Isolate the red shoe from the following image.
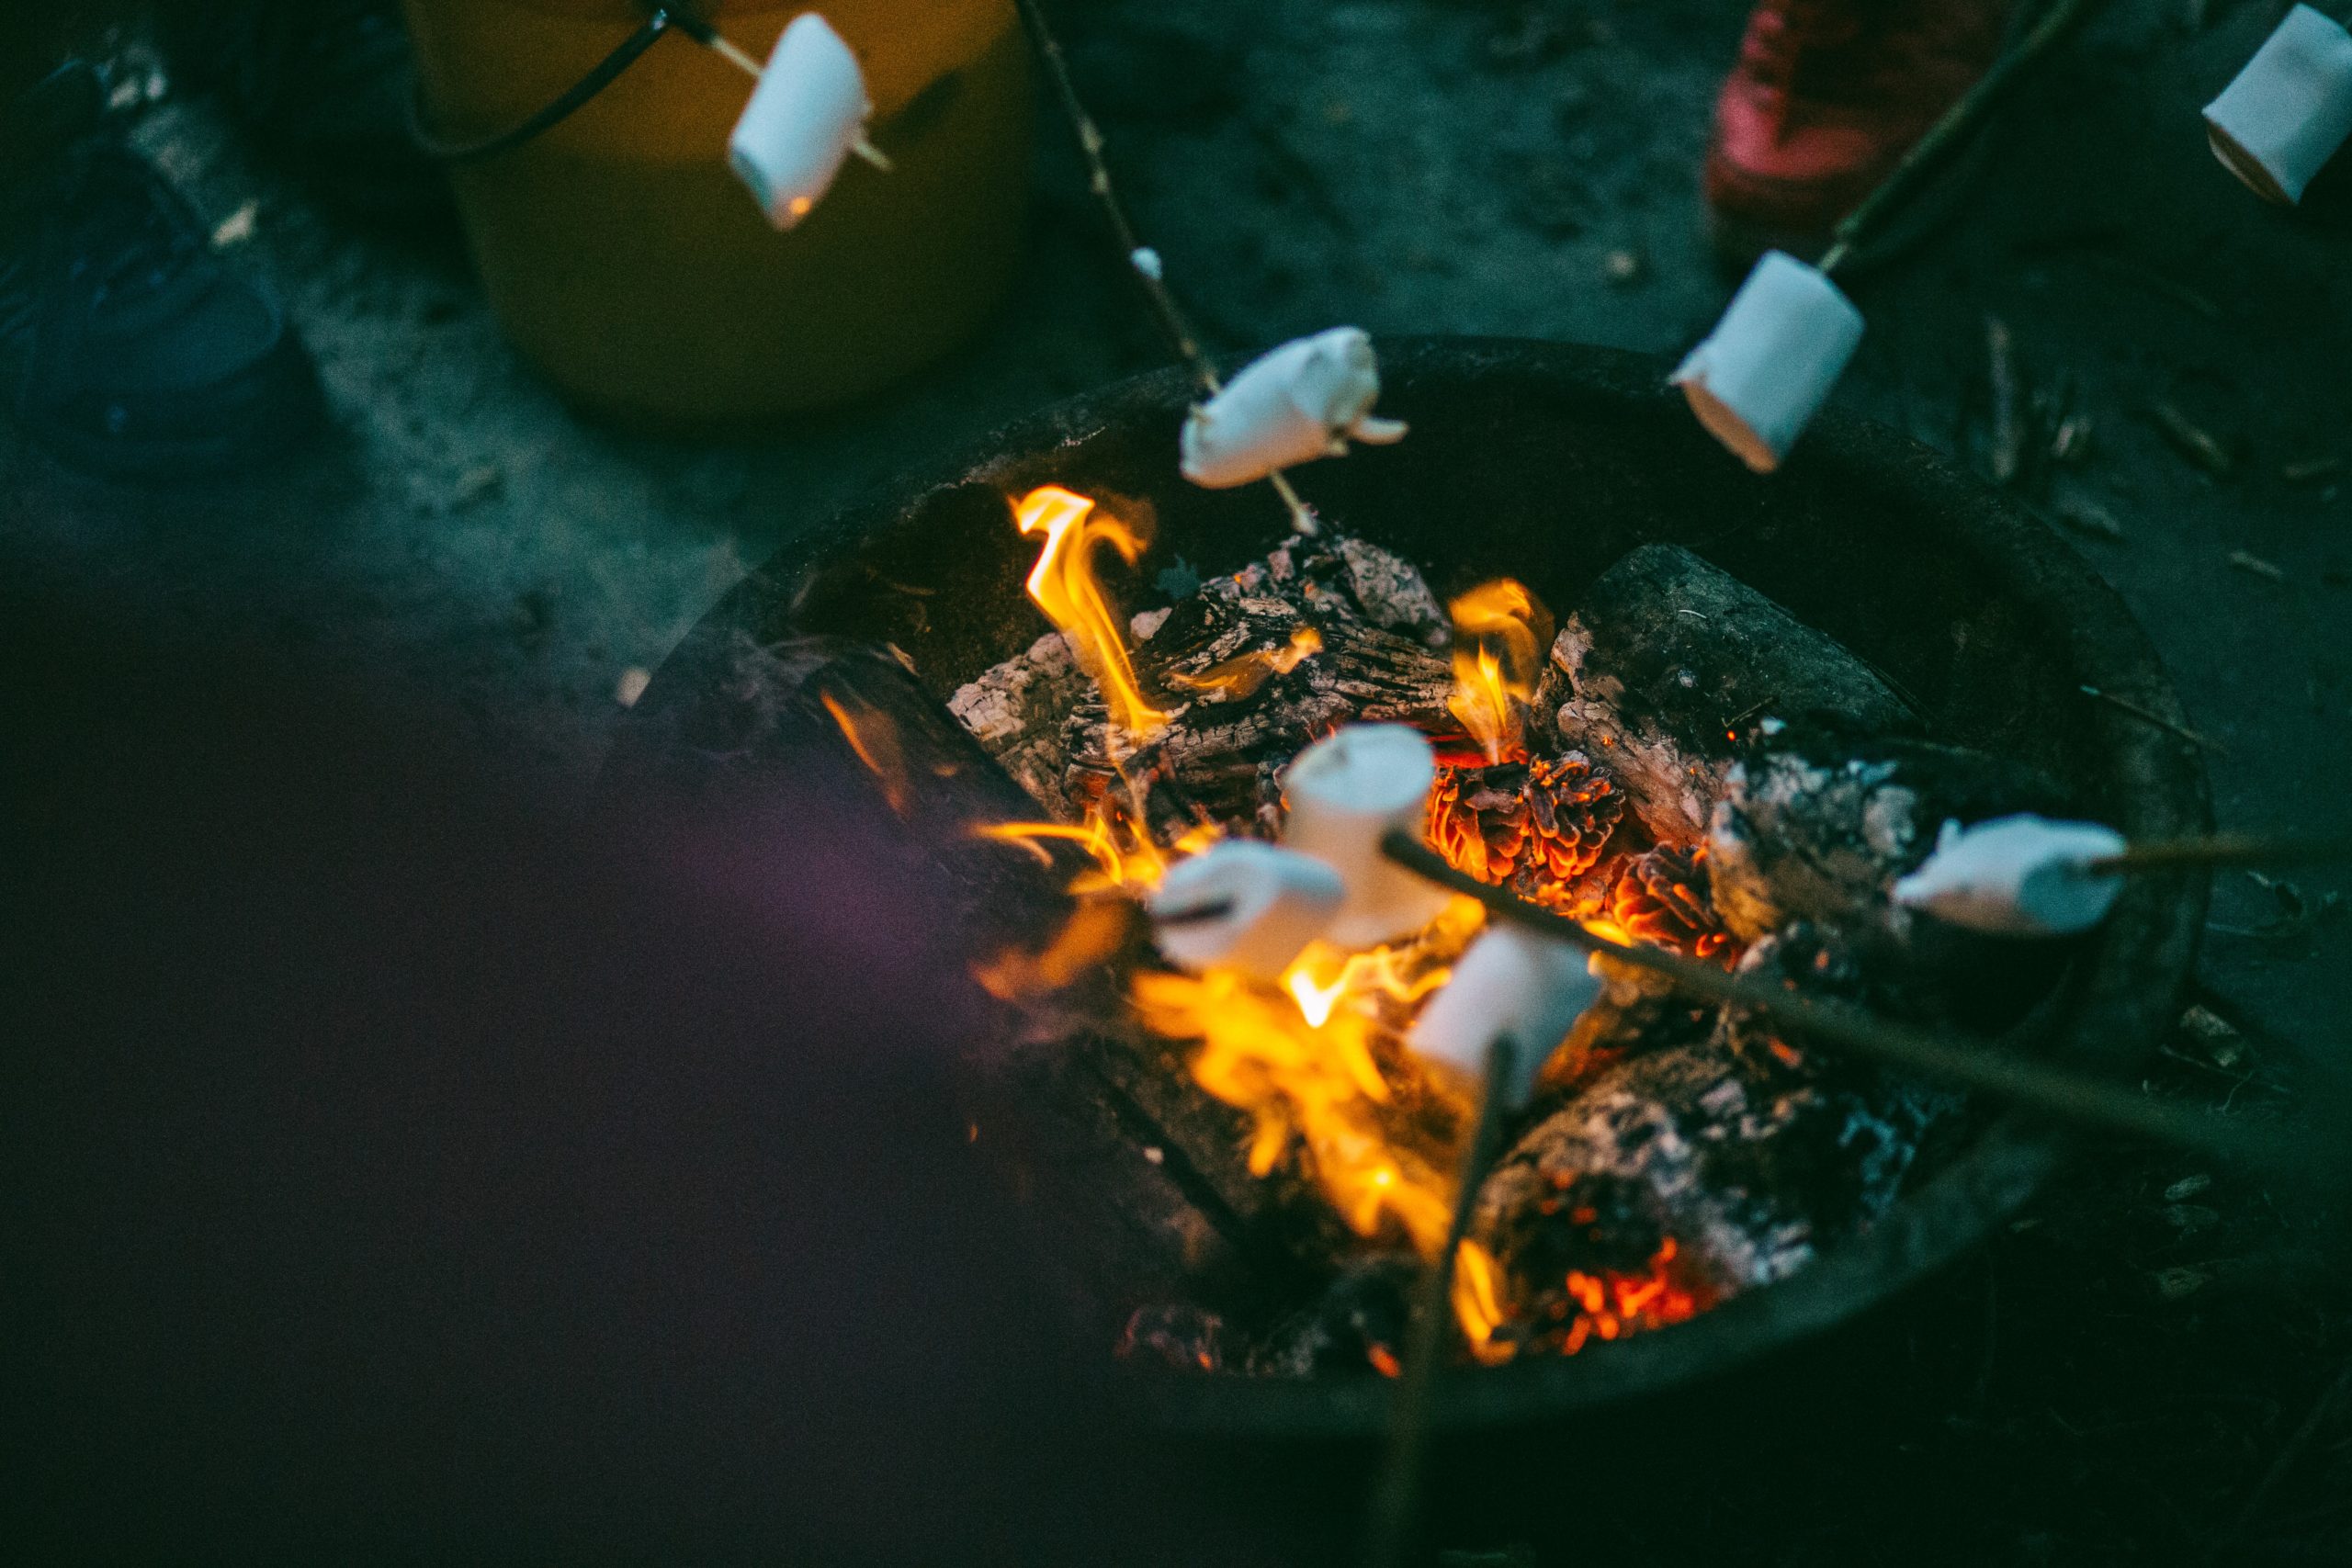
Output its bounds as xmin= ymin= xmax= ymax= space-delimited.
xmin=1704 ymin=0 xmax=2017 ymax=266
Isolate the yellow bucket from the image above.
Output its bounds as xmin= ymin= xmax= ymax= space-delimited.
xmin=402 ymin=0 xmax=1031 ymax=427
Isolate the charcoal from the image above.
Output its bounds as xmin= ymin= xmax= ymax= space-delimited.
xmin=1117 ymin=1303 xmax=1238 ymax=1375
xmin=1247 ymin=1253 xmax=1419 ymax=1378
xmin=1548 ymin=544 xmax=1919 ymax=842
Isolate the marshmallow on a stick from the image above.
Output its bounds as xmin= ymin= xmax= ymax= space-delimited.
xmin=1148 ymin=840 xmax=1345 ymax=981
xmin=1279 ymin=723 xmax=1452 ymax=948
xmin=2203 ymin=5 xmax=2352 ymax=206
xmin=1671 ymin=251 xmax=1863 ymax=474
xmin=729 ymin=15 xmax=873 ymax=231
xmin=1408 ymin=926 xmax=1600 ymax=1110
xmin=1180 ymin=327 xmax=1408 ymax=490
xmin=1891 ymin=814 xmax=2127 ymax=938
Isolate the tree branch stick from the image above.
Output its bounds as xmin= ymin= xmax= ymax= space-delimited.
xmin=1361 ymin=1035 xmax=1518 ymax=1568
xmin=1012 ymin=0 xmax=1319 ymax=535
xmin=2088 ymin=835 xmax=2352 ymax=875
xmin=1379 ymin=831 xmax=2335 ymax=1176
xmin=1819 ymin=0 xmax=2108 ymax=276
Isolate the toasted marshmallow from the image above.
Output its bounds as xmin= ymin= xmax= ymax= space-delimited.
xmin=1181 ymin=327 xmax=1408 ymax=490
xmin=1672 ymin=251 xmax=1863 ymax=474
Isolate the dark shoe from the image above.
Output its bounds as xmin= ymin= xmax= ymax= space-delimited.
xmin=157 ymin=0 xmax=450 ymax=228
xmin=0 ymin=63 xmax=323 ymax=479
xmin=1703 ymin=0 xmax=2017 ymax=267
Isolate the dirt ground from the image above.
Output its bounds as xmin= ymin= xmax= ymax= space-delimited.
xmin=4 ymin=1 xmax=2345 ymax=1562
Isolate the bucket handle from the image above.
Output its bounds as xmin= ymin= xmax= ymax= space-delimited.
xmin=409 ymin=4 xmax=728 ymax=164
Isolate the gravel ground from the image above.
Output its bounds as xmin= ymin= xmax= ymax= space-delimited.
xmin=4 ymin=1 xmax=2345 ymax=1561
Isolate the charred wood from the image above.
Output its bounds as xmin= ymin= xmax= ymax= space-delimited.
xmin=1547 ymin=544 xmax=1921 ymax=842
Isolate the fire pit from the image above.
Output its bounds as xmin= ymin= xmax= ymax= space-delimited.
xmin=607 ymin=338 xmax=2209 ymax=1438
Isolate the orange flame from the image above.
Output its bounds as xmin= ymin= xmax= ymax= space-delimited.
xmin=1445 ymin=579 xmax=1554 ymax=765
xmin=1167 ymin=625 xmax=1323 ymax=701
xmin=820 ymin=688 xmax=910 ymax=815
xmin=1452 ymin=1238 xmax=1517 ymax=1366
xmin=1013 ymin=485 xmax=1168 ymax=742
xmin=1133 ymin=898 xmax=1485 ymax=1258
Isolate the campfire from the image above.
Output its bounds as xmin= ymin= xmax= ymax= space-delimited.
xmin=911 ymin=476 xmax=2092 ymax=1380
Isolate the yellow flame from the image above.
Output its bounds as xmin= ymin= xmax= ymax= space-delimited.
xmin=1452 ymin=1238 xmax=1518 ymax=1366
xmin=820 ymin=688 xmax=910 ymax=815
xmin=1166 ymin=625 xmax=1324 ymax=701
xmin=1013 ymin=485 xmax=1168 ymax=741
xmin=1135 ymin=965 xmax=1457 ymax=1253
xmin=976 ymin=802 xmax=1216 ymax=896
xmin=1445 ymin=579 xmax=1554 ymax=764
xmin=1132 ymin=897 xmax=1485 ymax=1258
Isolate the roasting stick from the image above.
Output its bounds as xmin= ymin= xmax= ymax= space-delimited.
xmin=1815 ymin=0 xmax=2107 ymax=276
xmin=2087 ymin=834 xmax=2352 ymax=875
xmin=1011 ymin=0 xmax=1321 ymax=536
xmin=1361 ymin=1036 xmax=1521 ymax=1568
xmin=1377 ymin=832 xmax=2335 ymax=1175
xmin=684 ymin=13 xmax=894 ymax=169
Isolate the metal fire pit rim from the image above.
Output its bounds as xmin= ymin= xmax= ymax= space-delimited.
xmin=650 ymin=336 xmax=2211 ymax=1438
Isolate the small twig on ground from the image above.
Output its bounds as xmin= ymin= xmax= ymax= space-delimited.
xmin=1361 ymin=1035 xmax=1520 ymax=1568
xmin=1012 ymin=0 xmax=1319 ymax=536
xmin=2078 ymin=684 xmax=2228 ymax=754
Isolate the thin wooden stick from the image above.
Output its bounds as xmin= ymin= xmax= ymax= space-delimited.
xmin=2088 ymin=835 xmax=2352 ymax=875
xmin=1148 ymin=897 xmax=1237 ymax=927
xmin=1818 ymin=0 xmax=2107 ymax=276
xmin=2078 ymin=683 xmax=2228 ymax=754
xmin=1379 ymin=831 xmax=2335 ymax=1175
xmin=1361 ymin=1035 xmax=1518 ymax=1568
xmin=1012 ymin=0 xmax=1320 ymax=536
xmin=693 ymin=22 xmax=893 ymax=168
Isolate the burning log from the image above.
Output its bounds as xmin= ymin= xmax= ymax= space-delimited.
xmin=1703 ymin=726 xmax=2073 ymax=942
xmin=1548 ymin=544 xmax=1919 ymax=844
xmin=1466 ymin=923 xmax=1958 ymax=1362
xmin=953 ymin=533 xmax=1457 ymax=828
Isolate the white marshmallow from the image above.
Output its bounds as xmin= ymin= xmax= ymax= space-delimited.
xmin=1408 ymin=926 xmax=1600 ymax=1110
xmin=1180 ymin=327 xmax=1408 ymax=490
xmin=1279 ymin=724 xmax=1452 ymax=948
xmin=1148 ymin=840 xmax=1345 ymax=981
xmin=729 ymin=15 xmax=872 ymax=231
xmin=1891 ymin=814 xmax=2128 ymax=938
xmin=1671 ymin=251 xmax=1864 ymax=474
xmin=2203 ymin=5 xmax=2352 ymax=205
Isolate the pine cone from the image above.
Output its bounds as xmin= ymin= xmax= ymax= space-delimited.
xmin=1514 ymin=753 xmax=1624 ymax=884
xmin=1426 ymin=761 xmax=1533 ymax=884
xmin=1608 ymin=844 xmax=1734 ymax=963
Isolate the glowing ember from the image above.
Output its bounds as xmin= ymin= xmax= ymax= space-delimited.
xmin=1012 ymin=485 xmax=1168 ymax=742
xmin=1455 ymin=1235 xmax=1705 ymax=1360
xmin=1445 ymin=579 xmax=1554 ymax=765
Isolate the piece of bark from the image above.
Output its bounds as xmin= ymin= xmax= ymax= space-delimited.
xmin=1548 ymin=544 xmax=1920 ymax=842
xmin=948 ymin=630 xmax=1094 ymax=821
